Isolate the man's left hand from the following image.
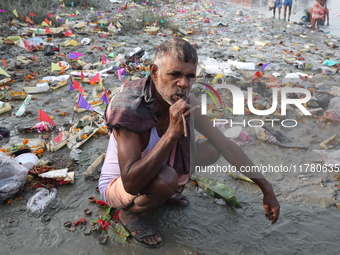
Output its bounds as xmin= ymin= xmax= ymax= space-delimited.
xmin=263 ymin=191 xmax=280 ymax=224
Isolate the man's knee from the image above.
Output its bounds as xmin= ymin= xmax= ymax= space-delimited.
xmin=196 ymin=139 xmax=220 ymax=165
xmin=150 ymin=165 xmax=178 ymax=198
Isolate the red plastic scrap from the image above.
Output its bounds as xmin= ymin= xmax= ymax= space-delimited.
xmin=253 ymin=71 xmax=263 ymax=79
xmin=112 ymin=210 xmax=120 ymax=222
xmin=98 ymin=219 xmax=111 ymax=230
xmin=96 ymin=200 xmax=108 ymax=208
xmin=74 ymin=218 xmax=87 ymax=226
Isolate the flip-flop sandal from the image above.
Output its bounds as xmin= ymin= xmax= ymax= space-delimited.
xmin=122 ymin=216 xmax=162 ymax=248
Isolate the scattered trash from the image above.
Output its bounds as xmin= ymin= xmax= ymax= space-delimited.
xmin=0 ymin=126 xmax=10 ymax=144
xmin=26 ymin=187 xmax=58 ymax=217
xmin=224 ymin=126 xmax=243 ymax=139
xmin=228 ymin=59 xmax=255 ymax=70
xmin=313 ymin=149 xmax=340 ymax=165
xmin=190 ymin=174 xmax=241 ymax=208
xmin=323 ymin=109 xmax=340 ymax=123
xmin=0 ymin=152 xmax=29 ymax=203
xmin=14 ymin=153 xmax=39 ymax=170
xmin=0 ymin=0 xmax=339 ymax=252
xmin=254 ymin=127 xmax=307 ymax=149
xmin=320 ymin=134 xmax=340 ymax=150
xmin=0 ymin=101 xmax=12 ymax=114
xmin=84 ymin=153 xmax=106 ymax=180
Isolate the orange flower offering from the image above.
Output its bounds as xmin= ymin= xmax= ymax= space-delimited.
xmin=90 ymin=101 xmax=100 ymax=105
xmin=36 ymin=148 xmax=44 ymax=154
xmin=23 ymin=139 xmax=29 ymax=144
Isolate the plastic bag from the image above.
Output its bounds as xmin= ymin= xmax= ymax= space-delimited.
xmin=26 ymin=187 xmax=58 ymax=217
xmin=0 ymin=126 xmax=10 ymax=139
xmin=329 ymin=97 xmax=340 ymax=111
xmin=70 ymin=148 xmax=83 ymax=160
xmin=204 ymin=58 xmax=220 ymax=74
xmin=0 ymin=152 xmax=29 ymax=202
xmin=313 ymin=149 xmax=340 ymax=165
xmin=268 ymin=0 xmax=275 ymax=11
xmin=44 ymin=45 xmax=55 ymax=56
xmin=320 ymin=66 xmax=335 ymax=75
xmin=27 ymin=37 xmax=47 ymax=47
xmin=0 ymin=127 xmax=10 ymax=145
xmin=323 ymin=109 xmax=340 ymax=123
xmin=228 ymin=59 xmax=255 ymax=70
xmin=292 ymin=3 xmax=297 ymax=15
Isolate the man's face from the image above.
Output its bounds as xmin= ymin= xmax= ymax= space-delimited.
xmin=152 ymin=55 xmax=197 ymax=105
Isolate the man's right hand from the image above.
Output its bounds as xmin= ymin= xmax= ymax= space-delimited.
xmin=168 ymin=99 xmax=199 ymax=139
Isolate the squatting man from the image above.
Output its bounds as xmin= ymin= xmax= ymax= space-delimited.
xmin=99 ymin=38 xmax=280 ymax=248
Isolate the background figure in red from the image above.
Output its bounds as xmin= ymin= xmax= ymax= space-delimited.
xmin=311 ymin=0 xmax=328 ymax=30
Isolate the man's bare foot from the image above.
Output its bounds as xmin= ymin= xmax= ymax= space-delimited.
xmin=167 ymin=194 xmax=190 ymax=207
xmin=119 ymin=210 xmax=162 ymax=248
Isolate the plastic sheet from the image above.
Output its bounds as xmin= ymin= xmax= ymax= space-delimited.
xmin=26 ymin=37 xmax=47 ymax=46
xmin=0 ymin=152 xmax=29 ymax=202
xmin=204 ymin=59 xmax=219 ymax=74
xmin=312 ymin=149 xmax=340 ymax=165
xmin=227 ymin=59 xmax=255 ymax=70
xmin=323 ymin=109 xmax=340 ymax=123
xmin=329 ymin=97 xmax=340 ymax=111
xmin=26 ymin=187 xmax=58 ymax=217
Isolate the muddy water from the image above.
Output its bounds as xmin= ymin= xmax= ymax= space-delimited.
xmin=1 ymin=173 xmax=340 ymax=255
xmin=228 ymin=0 xmax=340 ymax=38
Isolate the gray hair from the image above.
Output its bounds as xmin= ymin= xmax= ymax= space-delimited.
xmin=153 ymin=38 xmax=198 ymax=69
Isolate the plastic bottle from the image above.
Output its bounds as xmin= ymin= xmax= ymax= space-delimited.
xmin=15 ymin=95 xmax=32 ymax=117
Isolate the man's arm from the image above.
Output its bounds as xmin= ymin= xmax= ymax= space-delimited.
xmin=115 ymin=99 xmax=190 ymax=195
xmin=191 ymin=97 xmax=280 ymax=223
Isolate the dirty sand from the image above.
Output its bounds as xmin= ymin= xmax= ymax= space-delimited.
xmin=1 ymin=0 xmax=340 ymax=254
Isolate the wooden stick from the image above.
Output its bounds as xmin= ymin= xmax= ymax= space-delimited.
xmin=182 ymin=113 xmax=187 ymax=137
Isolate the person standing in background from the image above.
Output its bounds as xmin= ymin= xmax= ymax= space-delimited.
xmin=311 ymin=0 xmax=328 ymax=30
xmin=283 ymin=0 xmax=297 ymax=21
xmin=273 ymin=0 xmax=283 ymax=19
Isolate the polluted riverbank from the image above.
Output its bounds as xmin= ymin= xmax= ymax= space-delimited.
xmin=1 ymin=0 xmax=340 ymax=254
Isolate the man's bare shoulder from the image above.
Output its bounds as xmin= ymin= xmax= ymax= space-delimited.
xmin=113 ymin=128 xmax=149 ymax=154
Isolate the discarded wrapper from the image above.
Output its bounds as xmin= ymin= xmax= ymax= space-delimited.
xmin=39 ymin=168 xmax=75 ymax=184
xmin=84 ymin=153 xmax=106 ymax=180
xmin=297 ymin=108 xmax=323 ymax=117
xmin=320 ymin=134 xmax=340 ymax=150
xmin=0 ymin=101 xmax=12 ymax=114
